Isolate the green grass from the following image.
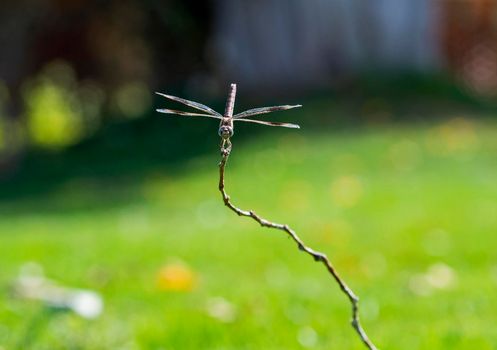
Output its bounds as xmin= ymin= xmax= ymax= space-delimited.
xmin=1 ymin=117 xmax=497 ymax=349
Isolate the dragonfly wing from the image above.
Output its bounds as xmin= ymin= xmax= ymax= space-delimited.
xmin=156 ymin=108 xmax=222 ymax=119
xmin=234 ymin=105 xmax=302 ymax=119
xmin=156 ymin=92 xmax=222 ymax=117
xmin=235 ymin=118 xmax=300 ymax=129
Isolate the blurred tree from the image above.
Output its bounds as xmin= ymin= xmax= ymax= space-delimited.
xmin=442 ymin=0 xmax=497 ymax=96
xmin=209 ymin=0 xmax=441 ymax=92
xmin=0 ymin=0 xmax=213 ymax=171
xmin=2 ymin=0 xmax=497 ymax=177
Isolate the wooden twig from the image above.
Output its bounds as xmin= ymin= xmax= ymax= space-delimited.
xmin=218 ymin=146 xmax=378 ymax=350
xmin=156 ymin=82 xmax=378 ymax=349
xmin=219 ymin=84 xmax=377 ymax=350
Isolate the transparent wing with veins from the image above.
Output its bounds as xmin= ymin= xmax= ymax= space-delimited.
xmin=234 ymin=105 xmax=301 ymax=119
xmin=156 ymin=108 xmax=222 ymax=119
xmin=156 ymin=91 xmax=301 ymax=129
xmin=156 ymin=92 xmax=222 ymax=118
xmin=235 ymin=118 xmax=300 ymax=129
xmin=233 ymin=104 xmax=301 ymax=128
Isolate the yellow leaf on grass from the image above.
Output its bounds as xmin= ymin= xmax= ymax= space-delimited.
xmin=157 ymin=262 xmax=197 ymax=292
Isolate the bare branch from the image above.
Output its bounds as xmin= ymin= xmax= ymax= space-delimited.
xmin=218 ymin=146 xmax=378 ymax=350
xmin=155 ymin=82 xmax=377 ymax=349
xmin=156 ymin=92 xmax=222 ymax=117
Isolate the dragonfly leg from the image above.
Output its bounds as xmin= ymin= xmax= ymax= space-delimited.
xmin=220 ymin=138 xmax=232 ymax=156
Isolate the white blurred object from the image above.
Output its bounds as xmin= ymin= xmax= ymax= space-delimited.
xmin=206 ymin=297 xmax=236 ymax=323
xmin=67 ymin=291 xmax=103 ymax=319
xmin=408 ymin=262 xmax=458 ymax=296
xmin=12 ymin=262 xmax=103 ymax=319
xmin=297 ymin=326 xmax=318 ymax=348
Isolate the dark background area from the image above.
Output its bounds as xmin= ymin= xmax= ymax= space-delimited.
xmin=1 ymin=0 xmax=497 ymax=189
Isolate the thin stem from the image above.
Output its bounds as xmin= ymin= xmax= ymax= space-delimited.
xmin=218 ymin=146 xmax=378 ymax=350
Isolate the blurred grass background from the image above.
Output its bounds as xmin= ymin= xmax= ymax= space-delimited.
xmin=2 ymin=1 xmax=497 ymax=349
xmin=1 ymin=99 xmax=497 ymax=349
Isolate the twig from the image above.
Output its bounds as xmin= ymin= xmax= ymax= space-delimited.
xmin=155 ymin=82 xmax=378 ymax=349
xmin=218 ymin=146 xmax=378 ymax=350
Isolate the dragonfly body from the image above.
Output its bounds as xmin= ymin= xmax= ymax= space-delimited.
xmin=156 ymin=83 xmax=301 ymax=151
xmin=218 ymin=83 xmax=237 ymax=140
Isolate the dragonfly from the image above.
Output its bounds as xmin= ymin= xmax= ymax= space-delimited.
xmin=156 ymin=83 xmax=301 ymax=151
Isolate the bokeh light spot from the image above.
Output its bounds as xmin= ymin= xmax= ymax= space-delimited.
xmin=113 ymin=81 xmax=151 ymax=119
xmin=388 ymin=139 xmax=422 ymax=172
xmin=22 ymin=61 xmax=97 ymax=149
xmin=279 ymin=180 xmax=311 ymax=213
xmin=361 ymin=297 xmax=380 ymax=322
xmin=297 ymin=326 xmax=318 ymax=348
xmin=361 ymin=252 xmax=388 ymax=279
xmin=330 ymin=175 xmax=364 ymax=208
xmin=206 ymin=297 xmax=237 ymax=323
xmin=425 ymin=263 xmax=457 ymax=290
xmin=425 ymin=118 xmax=479 ymax=157
xmin=25 ymin=81 xmax=84 ymax=148
xmin=157 ymin=261 xmax=197 ymax=292
xmin=409 ymin=262 xmax=458 ymax=296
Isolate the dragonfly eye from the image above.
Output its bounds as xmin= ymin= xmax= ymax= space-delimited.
xmin=218 ymin=126 xmax=233 ymax=139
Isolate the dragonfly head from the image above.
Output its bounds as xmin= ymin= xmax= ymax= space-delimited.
xmin=218 ymin=125 xmax=233 ymax=139
xmin=218 ymin=118 xmax=234 ymax=139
